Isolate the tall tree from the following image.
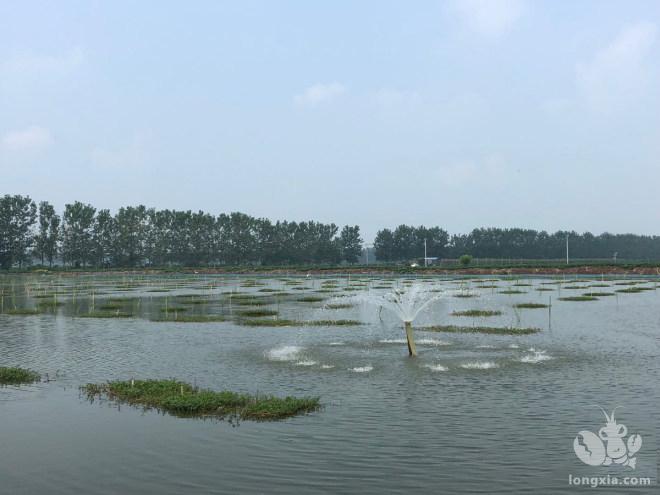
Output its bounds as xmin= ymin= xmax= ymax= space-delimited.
xmin=34 ymin=201 xmax=60 ymax=267
xmin=0 ymin=195 xmax=37 ymax=269
xmin=340 ymin=225 xmax=362 ymax=263
xmin=61 ymin=202 xmax=96 ymax=267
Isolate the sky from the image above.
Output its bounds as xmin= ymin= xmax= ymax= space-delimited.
xmin=1 ymin=0 xmax=659 ymax=242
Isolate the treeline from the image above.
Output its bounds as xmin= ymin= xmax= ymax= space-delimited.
xmin=2 ymin=194 xmax=659 ymax=269
xmin=0 ymin=195 xmax=362 ymax=268
xmin=374 ymin=226 xmax=660 ymax=261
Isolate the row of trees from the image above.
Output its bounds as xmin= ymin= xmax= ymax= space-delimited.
xmin=2 ymin=194 xmax=659 ymax=269
xmin=374 ymin=226 xmax=660 ymax=261
xmin=0 ymin=195 xmax=363 ymax=268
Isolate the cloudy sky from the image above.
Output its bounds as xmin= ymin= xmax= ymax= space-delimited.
xmin=1 ymin=1 xmax=659 ymax=241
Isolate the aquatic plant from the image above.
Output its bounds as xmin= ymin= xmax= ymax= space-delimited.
xmin=77 ymin=311 xmax=134 ymax=318
xmin=513 ymin=303 xmax=549 ymax=309
xmin=237 ymin=309 xmax=278 ymax=317
xmin=420 ymin=325 xmax=540 ymax=335
xmin=4 ymin=308 xmax=41 ymax=315
xmin=152 ymin=315 xmax=226 ymax=322
xmin=0 ymin=366 xmax=40 ymax=385
xmin=558 ymin=296 xmax=598 ymax=302
xmin=82 ymin=380 xmax=320 ymax=421
xmin=499 ymin=290 xmax=525 ymax=295
xmin=238 ymin=318 xmax=360 ymax=327
xmin=451 ymin=309 xmax=502 ymax=317
xmin=325 ymin=303 xmax=354 ymax=309
xmin=297 ymin=296 xmax=325 ymax=303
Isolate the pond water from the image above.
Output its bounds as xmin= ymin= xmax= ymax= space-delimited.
xmin=1 ymin=274 xmax=658 ymax=494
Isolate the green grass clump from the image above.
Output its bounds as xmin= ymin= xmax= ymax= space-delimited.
xmin=420 ymin=325 xmax=539 ymax=335
xmin=535 ymin=288 xmax=555 ymax=292
xmin=82 ymin=379 xmax=319 ymax=421
xmin=513 ymin=303 xmax=549 ymax=309
xmin=99 ymin=303 xmax=124 ymax=310
xmin=78 ymin=311 xmax=134 ymax=318
xmin=584 ymin=292 xmax=615 ymax=297
xmin=297 ymin=296 xmax=325 ymax=303
xmin=451 ymin=309 xmax=502 ymax=317
xmin=475 ymin=285 xmax=498 ymax=289
xmin=0 ymin=366 xmax=40 ymax=385
xmin=325 ymin=303 xmax=354 ymax=309
xmin=237 ymin=309 xmax=278 ymax=317
xmin=558 ymin=296 xmax=598 ymax=302
xmin=4 ymin=308 xmax=41 ymax=315
xmin=239 ymin=318 xmax=360 ymax=327
xmin=454 ymin=293 xmax=478 ymax=298
xmin=615 ymin=287 xmax=653 ymax=293
xmin=152 ymin=314 xmax=226 ymax=322
xmin=160 ymin=307 xmax=189 ymax=313
xmin=37 ymin=300 xmax=64 ymax=308
xmin=499 ymin=290 xmax=525 ymax=295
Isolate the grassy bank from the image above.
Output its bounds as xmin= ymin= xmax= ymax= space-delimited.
xmin=0 ymin=366 xmax=40 ymax=385
xmin=82 ymin=379 xmax=320 ymax=421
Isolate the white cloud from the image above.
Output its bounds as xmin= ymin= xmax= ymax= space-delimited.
xmin=576 ymin=22 xmax=657 ymax=111
xmin=451 ymin=0 xmax=525 ymax=37
xmin=1 ymin=126 xmax=53 ymax=152
xmin=294 ymin=83 xmax=346 ymax=107
xmin=1 ymin=47 xmax=84 ymax=75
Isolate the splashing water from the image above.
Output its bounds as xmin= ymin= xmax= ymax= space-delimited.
xmin=352 ymin=283 xmax=448 ymax=323
xmin=346 ymin=282 xmax=449 ymax=357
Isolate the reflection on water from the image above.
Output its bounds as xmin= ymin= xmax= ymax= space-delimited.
xmin=0 ymin=274 xmax=658 ymax=494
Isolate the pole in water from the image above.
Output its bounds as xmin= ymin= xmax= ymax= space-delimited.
xmin=404 ymin=321 xmax=417 ymax=357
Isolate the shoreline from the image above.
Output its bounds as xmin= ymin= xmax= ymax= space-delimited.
xmin=5 ymin=264 xmax=660 ymax=277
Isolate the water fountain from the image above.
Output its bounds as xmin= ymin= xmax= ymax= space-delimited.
xmin=353 ymin=283 xmax=447 ymax=357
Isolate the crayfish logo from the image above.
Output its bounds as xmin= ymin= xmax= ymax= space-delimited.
xmin=573 ymin=407 xmax=643 ymax=469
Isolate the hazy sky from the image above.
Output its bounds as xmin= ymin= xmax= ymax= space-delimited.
xmin=1 ymin=1 xmax=659 ymax=241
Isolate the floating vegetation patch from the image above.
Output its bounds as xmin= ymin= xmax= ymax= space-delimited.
xmin=451 ymin=309 xmax=502 ymax=317
xmin=535 ymin=288 xmax=554 ymax=292
xmin=99 ymin=303 xmax=124 ymax=311
xmin=108 ymin=297 xmax=138 ymax=303
xmin=453 ymin=293 xmax=478 ymax=298
xmin=234 ymin=300 xmax=271 ymax=306
xmin=499 ymin=290 xmax=525 ymax=295
xmin=153 ymin=315 xmax=226 ymax=323
xmin=511 ymin=283 xmax=532 ymax=287
xmin=513 ymin=303 xmax=549 ymax=309
xmin=297 ymin=296 xmax=325 ymax=303
xmin=558 ymin=296 xmax=598 ymax=302
xmin=475 ymin=285 xmax=498 ymax=289
xmin=77 ymin=311 xmax=134 ymax=318
xmin=146 ymin=289 xmax=171 ymax=293
xmin=239 ymin=318 xmax=361 ymax=327
xmin=0 ymin=366 xmax=40 ymax=385
xmin=160 ymin=307 xmax=189 ymax=313
xmin=257 ymin=288 xmax=278 ymax=292
xmin=584 ymin=292 xmax=615 ymax=297
xmin=37 ymin=300 xmax=64 ymax=308
xmin=420 ymin=325 xmax=540 ymax=335
xmin=82 ymin=380 xmax=320 ymax=421
xmin=615 ymin=287 xmax=653 ymax=294
xmin=589 ymin=284 xmax=610 ymax=288
xmin=325 ymin=303 xmax=354 ymax=309
xmin=237 ymin=309 xmax=278 ymax=317
xmin=3 ymin=308 xmax=41 ymax=315
xmin=563 ymin=285 xmax=589 ymax=290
